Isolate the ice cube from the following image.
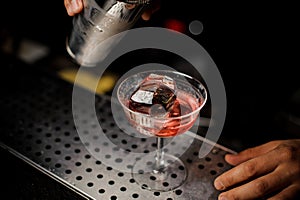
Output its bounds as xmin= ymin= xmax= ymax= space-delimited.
xmin=129 ymin=73 xmax=177 ymax=117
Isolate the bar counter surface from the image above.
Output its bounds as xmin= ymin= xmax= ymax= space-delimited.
xmin=0 ymin=52 xmax=235 ymax=199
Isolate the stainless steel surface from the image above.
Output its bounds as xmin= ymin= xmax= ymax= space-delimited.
xmin=0 ymin=74 xmax=233 ymax=200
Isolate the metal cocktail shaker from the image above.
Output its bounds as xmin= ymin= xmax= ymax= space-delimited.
xmin=66 ymin=0 xmax=151 ymax=66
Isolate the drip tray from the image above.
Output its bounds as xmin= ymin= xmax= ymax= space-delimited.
xmin=0 ymin=69 xmax=234 ymax=200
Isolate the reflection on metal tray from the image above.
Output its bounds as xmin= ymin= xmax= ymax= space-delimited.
xmin=0 ymin=70 xmax=233 ymax=200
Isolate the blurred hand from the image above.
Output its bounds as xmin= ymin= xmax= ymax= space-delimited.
xmin=214 ymin=139 xmax=300 ymax=200
xmin=64 ymin=0 xmax=160 ymax=20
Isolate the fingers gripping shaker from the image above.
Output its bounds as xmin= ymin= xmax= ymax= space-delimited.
xmin=66 ymin=0 xmax=152 ymax=66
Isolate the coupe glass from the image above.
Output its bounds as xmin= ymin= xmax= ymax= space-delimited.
xmin=117 ymin=70 xmax=207 ymax=192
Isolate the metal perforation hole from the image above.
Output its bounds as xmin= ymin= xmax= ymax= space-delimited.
xmin=95 ymin=160 xmax=102 ymax=165
xmin=74 ymin=148 xmax=81 ymax=154
xmin=65 ymin=156 xmax=71 ymax=160
xmin=55 ymin=163 xmax=61 ymax=168
xmin=120 ymin=186 xmax=127 ymax=191
xmin=171 ymin=173 xmax=177 ymax=179
xmin=129 ymin=178 xmax=135 ymax=183
xmin=76 ymin=176 xmax=83 ymax=181
xmin=93 ymin=135 xmax=99 ymax=140
xmin=86 ymin=168 xmax=92 ymax=173
xmin=55 ymin=150 xmax=61 ymax=155
xmin=112 ymin=147 xmax=120 ymax=151
xmin=106 ymin=166 xmax=113 ymax=171
xmin=64 ymin=131 xmax=70 ymax=136
xmin=103 ymin=142 xmax=109 ymax=146
xmin=115 ymin=158 xmax=123 ymax=163
xmin=110 ymin=195 xmax=117 ymax=200
xmin=98 ymin=189 xmax=105 ymax=194
xmin=154 ymin=191 xmax=160 ymax=196
xmin=117 ymin=172 xmax=124 ymax=177
xmin=97 ymin=174 xmax=104 ymax=179
xmin=87 ymin=182 xmax=94 ymax=187
xmin=45 ymin=133 xmax=52 ymax=137
xmin=217 ymin=162 xmax=224 ymax=168
xmin=205 ymin=157 xmax=212 ymax=162
xmin=132 ymin=193 xmax=139 ymax=198
xmin=36 ymin=128 xmax=42 ymax=133
xmin=198 ymin=164 xmax=205 ymax=169
xmin=109 ymin=122 xmax=115 ymax=127
xmin=210 ymin=170 xmax=217 ymax=175
xmin=108 ymin=180 xmax=115 ymax=185
xmin=74 ymin=136 xmax=80 ymax=142
xmin=162 ymin=182 xmax=169 ymax=187
xmin=35 ymin=151 xmax=42 ymax=157
xmin=35 ymin=139 xmax=42 ymax=144
xmin=175 ymin=189 xmax=183 ymax=195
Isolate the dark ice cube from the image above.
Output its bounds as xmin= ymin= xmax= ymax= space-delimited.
xmin=129 ymin=73 xmax=177 ymax=117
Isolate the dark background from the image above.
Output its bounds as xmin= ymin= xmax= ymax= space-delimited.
xmin=0 ymin=0 xmax=299 ymax=199
xmin=2 ymin=0 xmax=298 ymax=146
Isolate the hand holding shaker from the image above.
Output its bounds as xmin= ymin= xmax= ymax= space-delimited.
xmin=66 ymin=0 xmax=152 ymax=66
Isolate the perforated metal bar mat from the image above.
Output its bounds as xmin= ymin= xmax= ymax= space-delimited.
xmin=0 ymin=69 xmax=233 ymax=200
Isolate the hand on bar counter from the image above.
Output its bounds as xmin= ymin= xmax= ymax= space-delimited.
xmin=64 ymin=0 xmax=160 ymax=20
xmin=214 ymin=139 xmax=300 ymax=200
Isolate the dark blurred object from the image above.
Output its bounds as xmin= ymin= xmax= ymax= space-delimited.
xmin=0 ymin=1 xmax=71 ymax=54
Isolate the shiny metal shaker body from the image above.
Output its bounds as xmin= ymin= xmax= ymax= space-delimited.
xmin=66 ymin=0 xmax=151 ymax=66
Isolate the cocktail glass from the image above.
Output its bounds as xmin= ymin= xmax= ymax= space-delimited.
xmin=117 ymin=70 xmax=207 ymax=192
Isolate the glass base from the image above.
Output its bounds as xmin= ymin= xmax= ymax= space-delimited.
xmin=131 ymin=153 xmax=187 ymax=192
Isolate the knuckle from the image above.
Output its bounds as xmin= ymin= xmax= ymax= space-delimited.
xmin=243 ymin=162 xmax=257 ymax=178
xmin=278 ymin=144 xmax=296 ymax=161
xmin=254 ymin=180 xmax=269 ymax=195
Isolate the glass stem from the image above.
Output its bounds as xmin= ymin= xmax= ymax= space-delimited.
xmin=155 ymin=137 xmax=165 ymax=170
